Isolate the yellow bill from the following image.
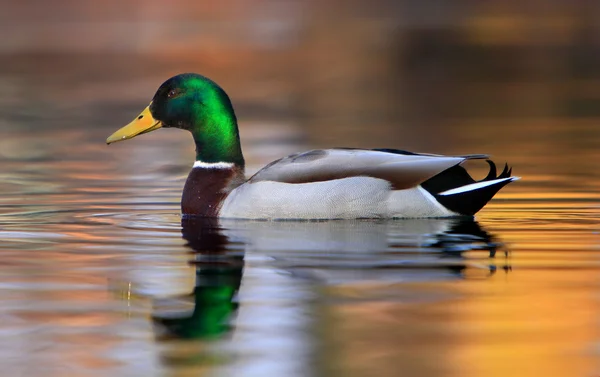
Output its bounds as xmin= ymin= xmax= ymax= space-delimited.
xmin=106 ymin=104 xmax=162 ymax=144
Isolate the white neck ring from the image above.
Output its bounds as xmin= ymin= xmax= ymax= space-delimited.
xmin=193 ymin=161 xmax=235 ymax=169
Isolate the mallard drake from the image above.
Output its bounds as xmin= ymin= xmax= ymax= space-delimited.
xmin=107 ymin=73 xmax=519 ymax=219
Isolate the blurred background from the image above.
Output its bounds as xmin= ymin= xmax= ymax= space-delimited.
xmin=3 ymin=0 xmax=600 ymax=150
xmin=2 ymin=2 xmax=600 ymax=377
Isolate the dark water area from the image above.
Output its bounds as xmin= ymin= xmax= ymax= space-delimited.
xmin=1 ymin=42 xmax=600 ymax=377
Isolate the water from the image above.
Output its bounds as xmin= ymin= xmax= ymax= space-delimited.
xmin=2 ymin=71 xmax=600 ymax=376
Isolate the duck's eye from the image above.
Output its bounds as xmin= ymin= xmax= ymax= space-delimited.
xmin=167 ymin=89 xmax=178 ymax=98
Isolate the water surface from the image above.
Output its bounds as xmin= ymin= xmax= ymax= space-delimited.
xmin=1 ymin=76 xmax=600 ymax=377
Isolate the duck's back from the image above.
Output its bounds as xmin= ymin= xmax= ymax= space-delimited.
xmin=218 ymin=148 xmax=517 ymax=219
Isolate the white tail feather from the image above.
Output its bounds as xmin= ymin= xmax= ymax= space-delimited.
xmin=438 ymin=177 xmax=520 ymax=196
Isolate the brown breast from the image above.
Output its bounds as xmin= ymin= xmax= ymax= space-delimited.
xmin=181 ymin=166 xmax=244 ymax=217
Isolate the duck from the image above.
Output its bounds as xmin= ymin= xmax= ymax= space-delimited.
xmin=107 ymin=73 xmax=519 ymax=219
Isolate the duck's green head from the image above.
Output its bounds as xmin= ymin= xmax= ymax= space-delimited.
xmin=107 ymin=73 xmax=244 ymax=166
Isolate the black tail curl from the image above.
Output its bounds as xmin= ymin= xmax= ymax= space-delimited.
xmin=421 ymin=160 xmax=516 ymax=216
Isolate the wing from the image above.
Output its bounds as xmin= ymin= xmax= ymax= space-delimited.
xmin=248 ymin=148 xmax=488 ymax=190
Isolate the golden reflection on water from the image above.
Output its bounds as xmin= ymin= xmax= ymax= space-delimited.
xmin=323 ymin=269 xmax=598 ymax=377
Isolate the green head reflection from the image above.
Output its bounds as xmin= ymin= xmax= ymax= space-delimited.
xmin=152 ymin=217 xmax=243 ymax=340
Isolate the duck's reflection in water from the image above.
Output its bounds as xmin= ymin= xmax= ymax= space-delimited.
xmin=152 ymin=217 xmax=243 ymax=340
xmin=425 ymin=218 xmax=509 ymax=278
xmin=220 ymin=217 xmax=509 ymax=281
xmin=150 ymin=217 xmax=508 ymax=341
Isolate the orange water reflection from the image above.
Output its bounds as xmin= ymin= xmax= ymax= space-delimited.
xmin=322 ymin=262 xmax=599 ymax=377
